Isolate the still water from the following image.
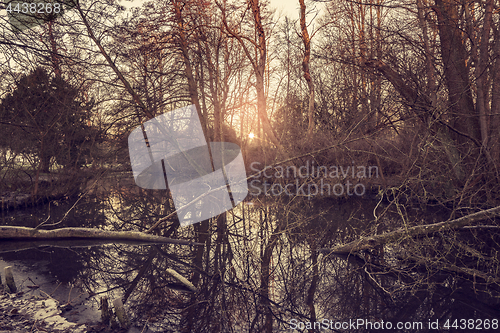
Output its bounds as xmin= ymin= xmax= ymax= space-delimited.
xmin=0 ymin=177 xmax=499 ymax=332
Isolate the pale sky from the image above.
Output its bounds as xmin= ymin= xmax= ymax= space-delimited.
xmin=120 ymin=0 xmax=323 ymax=21
xmin=271 ymin=0 xmax=326 ymax=21
xmin=270 ymin=0 xmax=301 ymax=19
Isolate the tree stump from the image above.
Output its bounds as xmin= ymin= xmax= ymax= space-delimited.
xmin=113 ymin=298 xmax=129 ymax=328
xmin=4 ymin=266 xmax=17 ymax=293
xmin=100 ymin=297 xmax=112 ymax=325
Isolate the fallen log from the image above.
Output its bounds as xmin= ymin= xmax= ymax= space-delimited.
xmin=0 ymin=239 xmax=201 ymax=253
xmin=0 ymin=226 xmax=202 ymax=247
xmin=399 ymin=254 xmax=500 ymax=285
xmin=320 ymin=205 xmax=500 ymax=255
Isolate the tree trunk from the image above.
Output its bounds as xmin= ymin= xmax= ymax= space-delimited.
xmin=306 ymin=241 xmax=318 ymax=326
xmin=490 ymin=24 xmax=500 ymax=163
xmin=416 ymin=0 xmax=437 ymax=106
xmin=47 ymin=21 xmax=61 ymax=79
xmin=172 ymin=0 xmax=207 ymax=135
xmin=299 ymin=0 xmax=315 ymax=139
xmin=434 ymin=0 xmax=481 ymax=144
xmin=473 ymin=0 xmax=493 ymax=148
xmin=40 ymin=152 xmax=51 ymax=173
xmin=248 ymin=0 xmax=282 ymax=150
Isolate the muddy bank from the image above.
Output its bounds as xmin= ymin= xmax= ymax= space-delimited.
xmin=0 ymin=258 xmax=97 ymax=332
xmin=0 ymin=171 xmax=98 ymax=211
xmin=0 ymin=259 xmax=155 ymax=333
xmin=0 ymin=289 xmax=87 ymax=333
xmin=0 ymin=192 xmax=32 ymax=210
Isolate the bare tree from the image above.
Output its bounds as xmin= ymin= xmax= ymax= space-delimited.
xmin=219 ymin=0 xmax=283 ymax=151
xmin=299 ymin=0 xmax=315 ymax=139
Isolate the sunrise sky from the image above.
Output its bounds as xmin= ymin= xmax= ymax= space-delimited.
xmin=120 ymin=0 xmax=324 ymax=21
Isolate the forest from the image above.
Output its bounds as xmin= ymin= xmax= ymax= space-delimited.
xmin=0 ymin=0 xmax=500 ymax=332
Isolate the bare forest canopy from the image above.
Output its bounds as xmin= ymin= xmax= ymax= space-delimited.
xmin=0 ymin=0 xmax=499 ymax=208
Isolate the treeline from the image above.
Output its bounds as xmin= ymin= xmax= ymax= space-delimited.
xmin=0 ymin=0 xmax=498 ymax=207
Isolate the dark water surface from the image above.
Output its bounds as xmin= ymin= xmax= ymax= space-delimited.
xmin=0 ymin=183 xmax=499 ymax=332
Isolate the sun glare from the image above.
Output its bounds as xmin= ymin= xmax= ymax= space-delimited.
xmin=248 ymin=132 xmax=255 ymax=139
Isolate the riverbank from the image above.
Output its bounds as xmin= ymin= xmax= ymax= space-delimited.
xmin=0 ymin=259 xmax=99 ymax=333
xmin=0 ymin=259 xmax=151 ymax=333
xmin=0 ymin=288 xmax=87 ymax=333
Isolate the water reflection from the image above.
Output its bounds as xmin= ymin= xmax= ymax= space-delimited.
xmin=1 ymin=179 xmax=499 ymax=332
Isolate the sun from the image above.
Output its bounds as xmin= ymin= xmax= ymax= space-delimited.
xmin=248 ymin=132 xmax=255 ymax=139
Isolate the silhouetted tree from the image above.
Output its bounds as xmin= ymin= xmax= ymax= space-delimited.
xmin=0 ymin=67 xmax=97 ymax=173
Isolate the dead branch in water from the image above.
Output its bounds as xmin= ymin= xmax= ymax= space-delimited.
xmin=319 ymin=205 xmax=500 ymax=254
